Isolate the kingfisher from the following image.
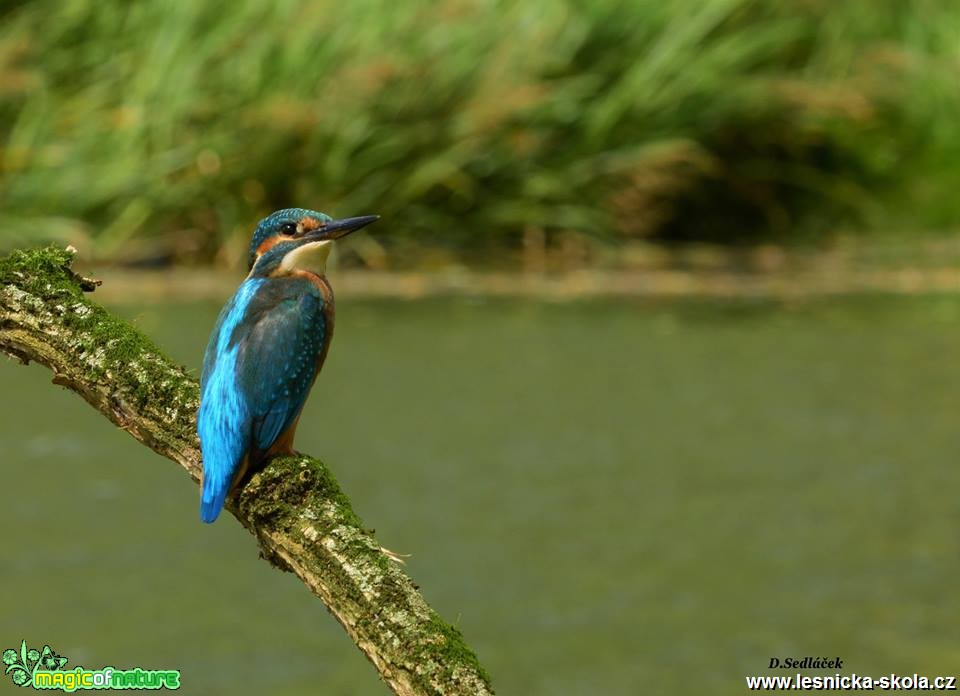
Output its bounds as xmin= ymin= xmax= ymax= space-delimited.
xmin=197 ymin=208 xmax=378 ymax=523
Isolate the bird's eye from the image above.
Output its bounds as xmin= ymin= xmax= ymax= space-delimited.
xmin=280 ymin=222 xmax=298 ymax=235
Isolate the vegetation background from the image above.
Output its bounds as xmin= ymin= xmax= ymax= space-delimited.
xmin=2 ymin=0 xmax=958 ymax=270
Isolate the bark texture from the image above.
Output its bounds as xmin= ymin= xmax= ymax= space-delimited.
xmin=0 ymin=246 xmax=493 ymax=696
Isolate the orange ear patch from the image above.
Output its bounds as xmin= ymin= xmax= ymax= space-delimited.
xmin=256 ymin=236 xmax=285 ymax=256
xmin=300 ymin=216 xmax=324 ymax=232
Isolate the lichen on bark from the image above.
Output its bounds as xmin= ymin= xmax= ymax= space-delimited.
xmin=0 ymin=245 xmax=493 ymax=696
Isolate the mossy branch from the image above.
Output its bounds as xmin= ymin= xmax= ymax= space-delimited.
xmin=0 ymin=246 xmax=493 ymax=696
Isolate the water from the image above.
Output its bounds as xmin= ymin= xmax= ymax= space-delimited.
xmin=2 ymin=294 xmax=959 ymax=694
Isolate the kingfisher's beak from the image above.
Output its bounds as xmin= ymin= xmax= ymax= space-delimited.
xmin=309 ymin=215 xmax=380 ymax=240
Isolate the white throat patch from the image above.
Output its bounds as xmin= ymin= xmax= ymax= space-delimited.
xmin=278 ymin=240 xmax=333 ymax=276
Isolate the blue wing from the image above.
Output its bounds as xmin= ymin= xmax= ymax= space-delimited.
xmin=197 ymin=278 xmax=328 ymax=523
xmin=237 ymin=286 xmax=327 ymax=452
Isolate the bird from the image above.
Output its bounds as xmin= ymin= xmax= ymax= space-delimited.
xmin=196 ymin=207 xmax=378 ymax=523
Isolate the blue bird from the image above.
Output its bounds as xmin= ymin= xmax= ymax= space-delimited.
xmin=197 ymin=208 xmax=378 ymax=523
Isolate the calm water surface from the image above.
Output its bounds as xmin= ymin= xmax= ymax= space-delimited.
xmin=2 ymin=295 xmax=959 ymax=694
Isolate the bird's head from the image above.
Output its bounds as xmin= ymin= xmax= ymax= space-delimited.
xmin=247 ymin=208 xmax=379 ymax=278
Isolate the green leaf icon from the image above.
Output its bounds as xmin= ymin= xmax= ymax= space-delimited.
xmin=39 ymin=646 xmax=67 ymax=671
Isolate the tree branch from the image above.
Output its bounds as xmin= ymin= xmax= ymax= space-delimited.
xmin=0 ymin=246 xmax=493 ymax=696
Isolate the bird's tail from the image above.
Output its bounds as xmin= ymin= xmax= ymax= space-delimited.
xmin=197 ymin=381 xmax=248 ymax=524
xmin=199 ymin=450 xmax=249 ymax=523
xmin=200 ymin=473 xmax=228 ymax=524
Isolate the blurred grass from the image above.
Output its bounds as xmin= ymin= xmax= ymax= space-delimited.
xmin=0 ymin=0 xmax=958 ymax=267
